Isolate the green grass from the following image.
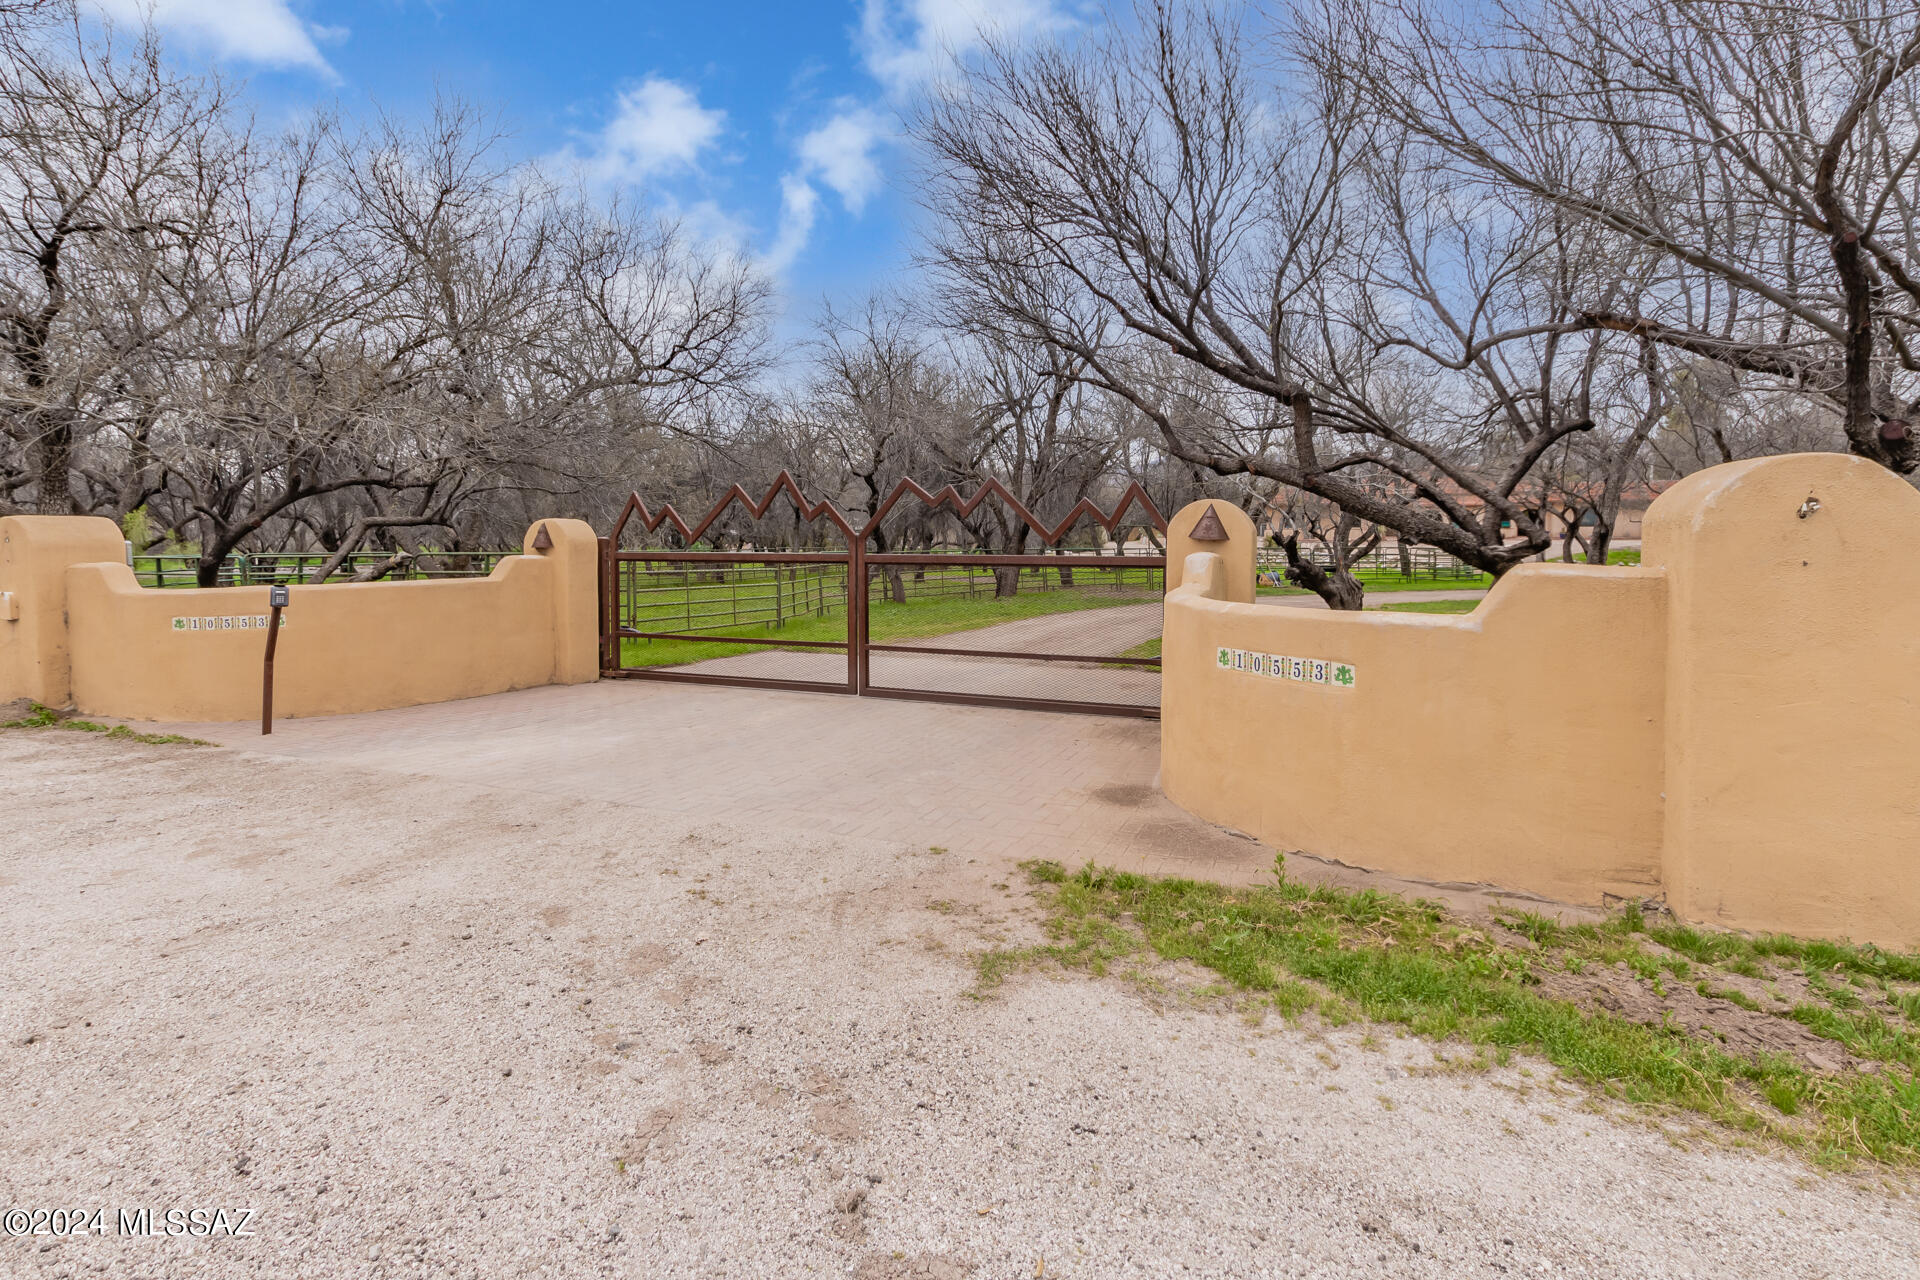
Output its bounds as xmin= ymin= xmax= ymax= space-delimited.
xmin=1548 ymin=548 xmax=1643 ymax=565
xmin=1254 ymin=546 xmax=1640 ymax=598
xmin=981 ymin=860 xmax=1920 ymax=1169
xmin=619 ymin=583 xmax=1159 ymax=668
xmin=1 ymin=703 xmax=208 ymax=746
xmin=1377 ymin=599 xmax=1480 ymax=615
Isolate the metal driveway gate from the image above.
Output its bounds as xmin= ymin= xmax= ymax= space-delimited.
xmin=599 ymin=474 xmax=1167 ymax=717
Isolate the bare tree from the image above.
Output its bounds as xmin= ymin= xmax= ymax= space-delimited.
xmin=0 ymin=12 xmax=227 ymax=514
xmin=1324 ymin=0 xmax=1920 ymax=470
xmin=0 ymin=13 xmax=775 ymax=582
xmin=913 ymin=0 xmax=1649 ymax=606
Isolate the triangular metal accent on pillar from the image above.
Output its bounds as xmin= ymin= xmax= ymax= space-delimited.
xmin=1188 ymin=504 xmax=1229 ymax=542
xmin=532 ymin=523 xmax=553 ymax=551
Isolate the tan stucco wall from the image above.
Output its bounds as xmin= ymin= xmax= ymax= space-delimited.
xmin=0 ymin=517 xmax=130 ymax=708
xmin=1647 ymin=455 xmax=1920 ymax=945
xmin=1163 ymin=556 xmax=1667 ymax=905
xmin=1161 ymin=452 xmax=1920 ymax=946
xmin=1 ymin=517 xmax=599 ymax=722
xmin=1165 ymin=500 xmax=1256 ymax=602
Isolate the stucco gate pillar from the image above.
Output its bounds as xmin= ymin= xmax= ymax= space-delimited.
xmin=1644 ymin=453 xmax=1920 ymax=946
xmin=0 ymin=516 xmax=129 ymax=709
xmin=1165 ymin=500 xmax=1257 ymax=602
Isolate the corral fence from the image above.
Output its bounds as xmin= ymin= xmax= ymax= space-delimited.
xmin=131 ymin=550 xmax=515 ymax=589
xmin=1255 ymin=543 xmax=1481 ymax=585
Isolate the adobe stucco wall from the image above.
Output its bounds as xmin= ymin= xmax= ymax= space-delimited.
xmin=1161 ymin=454 xmax=1920 ymax=947
xmin=1162 ymin=535 xmax=1668 ymax=907
xmin=0 ymin=516 xmax=130 ymax=709
xmin=1648 ymin=458 xmax=1920 ymax=946
xmin=1164 ymin=500 xmax=1256 ymax=601
xmin=0 ymin=517 xmax=600 ymax=723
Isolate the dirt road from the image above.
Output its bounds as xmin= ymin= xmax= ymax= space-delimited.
xmin=2 ymin=718 xmax=1914 ymax=1279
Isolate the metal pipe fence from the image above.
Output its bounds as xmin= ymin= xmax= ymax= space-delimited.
xmin=130 ymin=551 xmax=515 ymax=589
xmin=1256 ymin=543 xmax=1482 ymax=582
xmin=864 ymin=562 xmax=1161 ymax=603
xmin=618 ymin=561 xmax=848 ymax=637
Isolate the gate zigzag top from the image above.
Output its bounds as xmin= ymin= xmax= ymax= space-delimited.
xmin=609 ymin=471 xmax=858 ymax=545
xmin=609 ymin=471 xmax=1167 ymax=548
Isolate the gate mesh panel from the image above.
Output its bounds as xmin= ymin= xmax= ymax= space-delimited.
xmin=613 ymin=558 xmax=851 ymax=689
xmin=863 ymin=560 xmax=1162 ymax=710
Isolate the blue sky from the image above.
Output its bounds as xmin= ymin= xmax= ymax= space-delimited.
xmin=89 ymin=1 xmax=1087 ymax=336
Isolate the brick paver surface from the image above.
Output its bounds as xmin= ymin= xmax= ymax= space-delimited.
xmin=165 ymin=682 xmax=1264 ymax=880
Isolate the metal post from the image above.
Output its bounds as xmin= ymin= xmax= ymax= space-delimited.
xmin=597 ymin=536 xmax=615 ymax=672
xmin=261 ymin=584 xmax=288 ymax=735
xmin=847 ymin=531 xmax=865 ymax=693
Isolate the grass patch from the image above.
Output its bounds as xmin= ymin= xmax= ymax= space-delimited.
xmin=1 ymin=703 xmax=208 ymax=746
xmin=1376 ymin=599 xmax=1480 ymax=615
xmin=987 ymin=858 xmax=1920 ymax=1169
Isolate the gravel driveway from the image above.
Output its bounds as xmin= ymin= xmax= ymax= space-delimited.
xmin=2 ymin=724 xmax=1914 ymax=1279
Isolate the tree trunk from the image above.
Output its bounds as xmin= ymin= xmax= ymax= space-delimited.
xmin=309 ymin=521 xmax=370 ymax=584
xmin=1559 ymin=517 xmax=1582 ymax=563
xmin=1276 ymin=533 xmax=1363 ymax=609
xmin=1584 ymin=520 xmax=1613 ymax=566
xmin=885 ymin=566 xmax=907 ymax=603
xmin=993 ymin=566 xmax=1020 ymax=598
xmin=1396 ymin=539 xmax=1413 ymax=577
xmin=33 ymin=412 xmax=74 ymax=515
xmin=349 ymin=551 xmax=413 ymax=583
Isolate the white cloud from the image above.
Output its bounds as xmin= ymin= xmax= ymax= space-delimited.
xmin=552 ymin=80 xmax=813 ymax=276
xmin=577 ymin=77 xmax=727 ymax=187
xmin=796 ymin=106 xmax=888 ymax=214
xmin=858 ymin=0 xmax=1074 ymax=96
xmin=764 ymin=173 xmax=820 ymax=275
xmin=89 ymin=0 xmax=337 ymax=77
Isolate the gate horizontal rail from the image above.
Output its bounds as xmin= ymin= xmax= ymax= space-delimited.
xmin=616 ymin=630 xmax=851 ymax=649
xmin=864 ymin=553 xmax=1159 ymax=568
xmin=615 ymin=550 xmax=853 ymax=564
xmin=863 ymin=642 xmax=1161 ymax=666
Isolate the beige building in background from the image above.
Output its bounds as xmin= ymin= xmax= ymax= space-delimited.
xmin=1163 ymin=453 xmax=1920 ymax=948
